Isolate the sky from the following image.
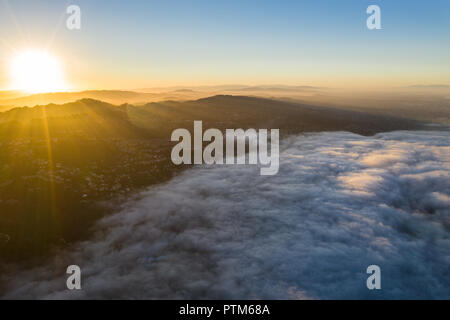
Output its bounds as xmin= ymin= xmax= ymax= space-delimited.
xmin=0 ymin=0 xmax=450 ymax=91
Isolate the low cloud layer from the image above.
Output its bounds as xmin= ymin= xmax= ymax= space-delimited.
xmin=2 ymin=131 xmax=449 ymax=299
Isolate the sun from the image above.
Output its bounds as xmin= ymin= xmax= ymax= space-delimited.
xmin=9 ymin=49 xmax=68 ymax=94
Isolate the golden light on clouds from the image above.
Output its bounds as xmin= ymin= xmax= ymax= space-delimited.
xmin=9 ymin=49 xmax=68 ymax=93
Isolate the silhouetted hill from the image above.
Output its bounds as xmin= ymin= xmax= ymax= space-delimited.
xmin=0 ymin=90 xmax=158 ymax=110
xmin=0 ymin=89 xmax=212 ymax=111
xmin=0 ymin=99 xmax=146 ymax=139
xmin=128 ymin=95 xmax=422 ymax=136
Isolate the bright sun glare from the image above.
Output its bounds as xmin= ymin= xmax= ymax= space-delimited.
xmin=9 ymin=50 xmax=67 ymax=94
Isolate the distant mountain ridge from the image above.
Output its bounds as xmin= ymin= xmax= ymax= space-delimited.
xmin=0 ymin=85 xmax=325 ymax=112
xmin=0 ymin=89 xmax=213 ymax=111
xmin=2 ymin=85 xmax=449 ymax=124
xmin=0 ymin=90 xmax=159 ymax=108
xmin=0 ymin=95 xmax=425 ymax=140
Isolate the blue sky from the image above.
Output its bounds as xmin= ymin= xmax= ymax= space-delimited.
xmin=1 ymin=0 xmax=449 ymax=89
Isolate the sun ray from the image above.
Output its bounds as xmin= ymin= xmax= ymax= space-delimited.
xmin=45 ymin=2 xmax=71 ymax=50
xmin=40 ymin=105 xmax=61 ymax=240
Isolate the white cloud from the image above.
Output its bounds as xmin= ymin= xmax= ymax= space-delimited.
xmin=1 ymin=131 xmax=449 ymax=299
